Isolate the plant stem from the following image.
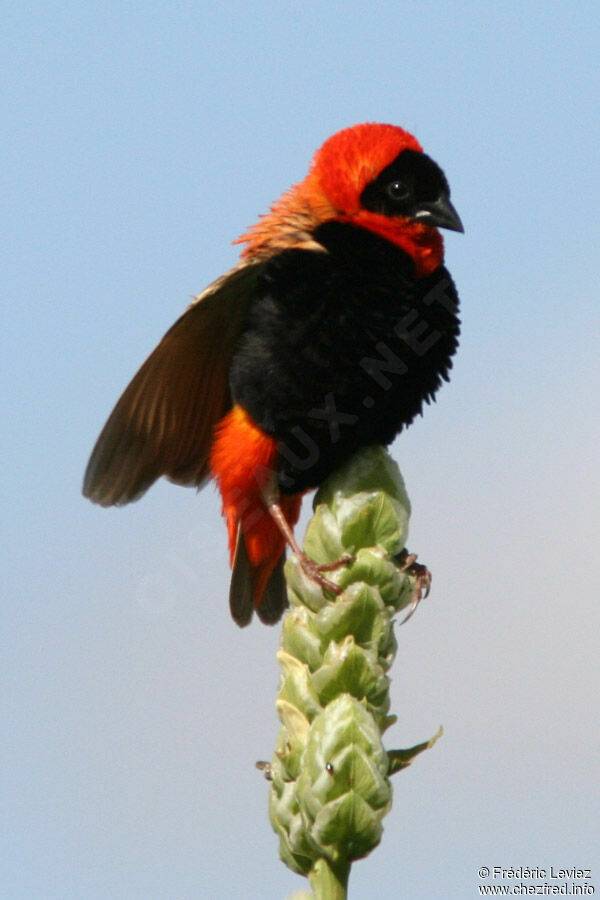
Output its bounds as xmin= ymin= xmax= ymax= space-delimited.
xmin=308 ymin=858 xmax=350 ymax=900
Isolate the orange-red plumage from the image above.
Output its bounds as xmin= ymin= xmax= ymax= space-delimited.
xmin=238 ymin=123 xmax=443 ymax=277
xmin=210 ymin=405 xmax=301 ymax=610
xmin=311 ymin=122 xmax=422 ymax=212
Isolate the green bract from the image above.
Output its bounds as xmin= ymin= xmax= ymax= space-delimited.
xmin=268 ymin=447 xmax=441 ymax=897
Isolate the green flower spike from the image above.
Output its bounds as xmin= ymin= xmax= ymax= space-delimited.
xmin=268 ymin=446 xmax=442 ymax=899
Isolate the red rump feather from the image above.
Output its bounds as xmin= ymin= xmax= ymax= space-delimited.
xmin=210 ymin=405 xmax=301 ymax=607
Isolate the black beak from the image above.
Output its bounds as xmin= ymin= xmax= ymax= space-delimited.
xmin=412 ymin=193 xmax=464 ymax=233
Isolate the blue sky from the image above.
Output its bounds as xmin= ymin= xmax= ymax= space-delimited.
xmin=3 ymin=2 xmax=599 ymax=897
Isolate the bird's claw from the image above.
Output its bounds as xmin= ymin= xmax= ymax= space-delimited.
xmin=317 ymin=553 xmax=355 ymax=573
xmin=297 ymin=552 xmax=354 ymax=596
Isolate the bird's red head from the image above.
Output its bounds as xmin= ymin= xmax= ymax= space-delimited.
xmin=310 ymin=123 xmax=423 ymax=215
xmin=238 ymin=123 xmax=461 ymax=277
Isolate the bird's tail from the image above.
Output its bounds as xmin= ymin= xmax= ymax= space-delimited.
xmin=211 ymin=405 xmax=301 ymax=625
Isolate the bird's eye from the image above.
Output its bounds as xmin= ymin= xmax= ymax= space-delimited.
xmin=386 ymin=180 xmax=410 ymax=202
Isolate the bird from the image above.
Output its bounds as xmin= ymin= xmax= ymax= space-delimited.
xmin=83 ymin=122 xmax=462 ymax=627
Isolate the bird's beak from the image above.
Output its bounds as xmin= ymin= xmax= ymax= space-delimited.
xmin=412 ymin=193 xmax=464 ymax=233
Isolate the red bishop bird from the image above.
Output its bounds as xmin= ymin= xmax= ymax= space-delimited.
xmin=83 ymin=122 xmax=463 ymax=626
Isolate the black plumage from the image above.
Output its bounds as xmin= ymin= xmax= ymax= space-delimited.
xmin=230 ymin=220 xmax=460 ymax=493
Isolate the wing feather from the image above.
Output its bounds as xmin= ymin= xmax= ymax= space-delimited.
xmin=83 ymin=262 xmax=262 ymax=506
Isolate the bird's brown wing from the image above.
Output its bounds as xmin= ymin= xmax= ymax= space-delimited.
xmin=83 ymin=261 xmax=263 ymax=507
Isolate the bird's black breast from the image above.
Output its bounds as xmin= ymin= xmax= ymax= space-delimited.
xmin=229 ymin=220 xmax=460 ymax=493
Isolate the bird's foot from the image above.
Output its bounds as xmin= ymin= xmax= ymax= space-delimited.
xmin=296 ymin=551 xmax=354 ymax=596
xmin=395 ymin=548 xmax=432 ymax=625
xmin=316 ymin=553 xmax=355 ymax=573
xmin=261 ymin=481 xmax=354 ymax=597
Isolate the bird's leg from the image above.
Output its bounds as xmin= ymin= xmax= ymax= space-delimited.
xmin=261 ymin=477 xmax=352 ymax=596
xmin=395 ymin=548 xmax=432 ymax=625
